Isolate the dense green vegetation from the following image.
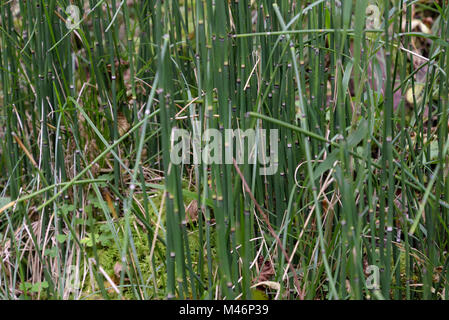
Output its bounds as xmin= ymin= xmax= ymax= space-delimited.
xmin=1 ymin=0 xmax=449 ymax=300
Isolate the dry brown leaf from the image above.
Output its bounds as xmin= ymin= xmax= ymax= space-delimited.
xmin=114 ymin=262 xmax=123 ymax=279
xmin=185 ymin=200 xmax=198 ymax=223
xmin=117 ymin=112 xmax=130 ymax=137
xmin=257 ymin=255 xmax=275 ymax=282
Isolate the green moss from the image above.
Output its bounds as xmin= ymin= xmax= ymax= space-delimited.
xmin=80 ymin=215 xmax=167 ymax=299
